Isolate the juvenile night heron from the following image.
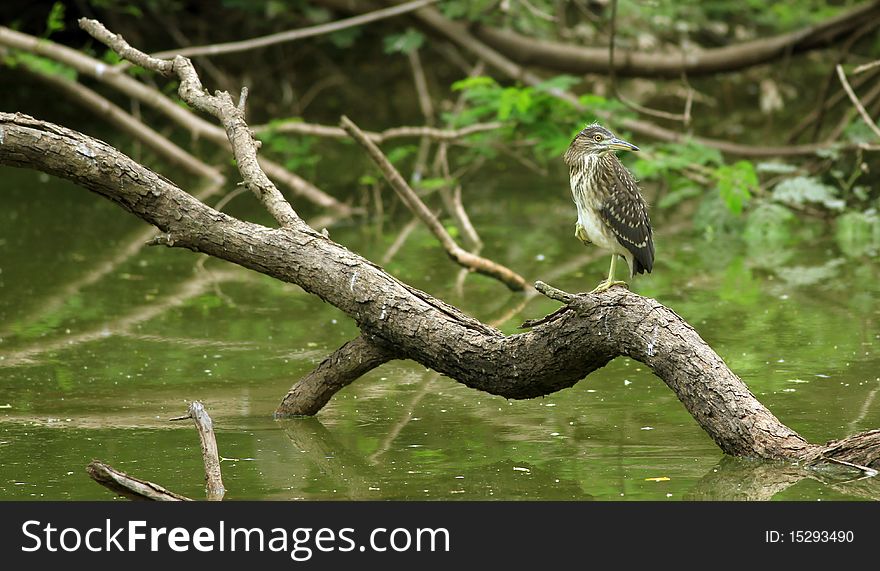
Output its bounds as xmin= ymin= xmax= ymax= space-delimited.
xmin=563 ymin=123 xmax=654 ymax=293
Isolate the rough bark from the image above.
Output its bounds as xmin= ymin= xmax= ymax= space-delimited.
xmin=171 ymin=401 xmax=226 ymax=501
xmin=277 ymin=334 xmax=395 ymax=416
xmin=2 ymin=113 xmax=879 ymax=469
xmin=87 ymin=460 xmax=192 ymax=501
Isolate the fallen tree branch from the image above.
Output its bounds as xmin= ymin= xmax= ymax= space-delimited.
xmin=310 ymin=1 xmax=872 ymax=157
xmin=4 ymin=112 xmax=880 ymax=468
xmin=251 ymin=120 xmax=502 ymax=143
xmin=21 ymin=66 xmax=223 ymax=182
xmin=472 ymin=0 xmax=880 ymax=78
xmin=170 ymin=401 xmax=226 ymax=500
xmin=0 ymin=25 xmax=352 ymax=215
xmin=340 ymin=115 xmax=528 ymax=291
xmin=401 ymin=4 xmax=861 ymax=157
xmin=608 ymin=0 xmax=691 ymax=124
xmin=87 ymin=460 xmax=192 ymax=501
xmin=277 ymin=334 xmax=395 ymax=416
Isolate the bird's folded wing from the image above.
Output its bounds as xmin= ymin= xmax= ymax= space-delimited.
xmin=600 ymin=166 xmax=655 ymax=274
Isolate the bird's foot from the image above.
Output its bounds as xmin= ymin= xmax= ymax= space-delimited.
xmin=574 ymin=223 xmax=591 ymax=244
xmin=589 ymin=280 xmax=628 ymax=294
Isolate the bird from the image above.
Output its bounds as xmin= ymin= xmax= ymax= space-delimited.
xmin=563 ymin=123 xmax=654 ymax=293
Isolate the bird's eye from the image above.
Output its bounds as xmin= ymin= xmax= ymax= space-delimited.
xmin=594 ymin=134 xmax=603 ymax=142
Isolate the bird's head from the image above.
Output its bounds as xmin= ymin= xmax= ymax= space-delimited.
xmin=563 ymin=124 xmax=639 ymax=166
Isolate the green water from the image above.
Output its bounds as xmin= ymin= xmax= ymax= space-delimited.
xmin=1 ymin=149 xmax=878 ymax=501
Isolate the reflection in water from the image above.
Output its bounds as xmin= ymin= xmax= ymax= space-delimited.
xmin=1 ymin=131 xmax=879 ymax=500
xmin=685 ymin=456 xmax=880 ymax=501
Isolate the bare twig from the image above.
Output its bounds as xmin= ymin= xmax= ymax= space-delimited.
xmin=144 ymin=0 xmax=439 ymax=61
xmin=87 ymin=460 xmax=192 ymax=501
xmin=408 ymin=48 xmax=435 ymax=182
xmin=854 ymin=59 xmax=880 ymax=74
xmin=171 ymin=401 xmax=226 ymax=500
xmin=821 ymin=456 xmax=880 ymax=477
xmin=252 ymin=120 xmax=502 ymax=142
xmin=79 ymin=18 xmax=300 ymax=228
xmin=837 ymin=63 xmax=880 ymax=140
xmin=609 ymin=0 xmax=692 ymax=124
xmin=341 ymin=115 xmax=528 ymax=291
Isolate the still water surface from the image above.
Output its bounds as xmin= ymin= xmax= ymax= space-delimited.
xmin=1 ymin=143 xmax=878 ymax=501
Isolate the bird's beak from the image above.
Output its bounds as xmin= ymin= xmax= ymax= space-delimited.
xmin=607 ymin=137 xmax=639 ymax=152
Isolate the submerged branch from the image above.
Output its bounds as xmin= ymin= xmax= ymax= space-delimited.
xmin=87 ymin=460 xmax=192 ymax=501
xmin=170 ymin=401 xmax=226 ymax=500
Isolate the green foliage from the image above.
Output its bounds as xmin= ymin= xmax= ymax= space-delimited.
xmin=257 ymin=128 xmax=321 ymax=177
xmin=383 ymin=28 xmax=425 ymax=55
xmin=328 ymin=27 xmax=362 ymax=49
xmin=835 ymin=210 xmax=880 ymax=258
xmin=450 ymin=75 xmax=622 ymax=164
xmin=715 ymin=160 xmax=757 ymax=215
xmin=385 ymin=144 xmax=418 ymax=166
xmin=439 ymin=0 xmax=497 ymax=21
xmin=772 ymin=176 xmax=845 ymax=211
xmin=44 ymin=2 xmax=66 ymax=37
xmin=635 ymin=141 xmax=722 ymax=179
xmin=4 ymin=52 xmax=77 ymax=81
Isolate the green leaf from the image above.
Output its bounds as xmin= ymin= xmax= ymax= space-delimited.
xmin=772 ymin=176 xmax=845 ymax=211
xmin=328 ymin=27 xmax=361 ymax=49
xmin=383 ymin=28 xmax=425 ymax=55
xmin=657 ymin=185 xmax=701 ymax=209
xmin=451 ymin=76 xmax=496 ymax=92
xmin=45 ymin=2 xmax=66 ymax=37
xmin=835 ymin=210 xmax=880 ymax=257
xmin=716 ymin=160 xmax=756 ymax=215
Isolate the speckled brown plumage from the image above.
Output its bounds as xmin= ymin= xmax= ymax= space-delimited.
xmin=564 ymin=124 xmax=654 ymax=285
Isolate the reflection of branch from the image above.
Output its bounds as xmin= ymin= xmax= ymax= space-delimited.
xmin=0 ymin=269 xmax=243 ymax=366
xmin=849 ymin=378 xmax=880 ymax=433
xmin=685 ymin=455 xmax=880 ymax=500
xmin=280 ymin=418 xmax=376 ymax=498
xmin=341 ymin=115 xmax=528 ymax=291
xmin=0 ymin=179 xmax=224 ymax=342
xmin=368 ymin=371 xmax=439 ymax=464
xmin=381 ymin=214 xmax=422 ymax=265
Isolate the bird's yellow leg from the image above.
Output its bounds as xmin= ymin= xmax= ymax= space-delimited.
xmin=590 ymin=255 xmax=628 ymax=294
xmin=574 ymin=222 xmax=591 ymax=244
